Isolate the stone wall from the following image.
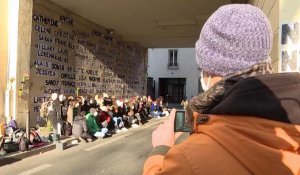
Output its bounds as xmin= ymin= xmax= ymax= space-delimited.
xmin=30 ymin=0 xmax=147 ymax=125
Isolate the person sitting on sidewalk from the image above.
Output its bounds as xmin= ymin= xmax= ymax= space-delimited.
xmin=124 ymin=105 xmax=141 ymax=128
xmin=86 ymin=108 xmax=108 ymax=139
xmin=72 ymin=111 xmax=93 ymax=143
xmin=97 ymin=106 xmax=114 ymax=135
xmin=161 ymin=108 xmax=170 ymax=117
xmin=81 ymin=100 xmax=91 ymax=115
xmin=112 ymin=104 xmax=127 ymax=133
xmin=143 ymin=4 xmax=300 ymax=175
xmin=150 ymin=101 xmax=162 ymax=118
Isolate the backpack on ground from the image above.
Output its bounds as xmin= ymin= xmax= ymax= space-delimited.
xmin=19 ymin=133 xmax=29 ymax=152
xmin=61 ymin=122 xmax=72 ymax=136
xmin=3 ymin=141 xmax=19 ymax=153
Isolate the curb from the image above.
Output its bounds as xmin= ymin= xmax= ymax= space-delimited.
xmin=0 ymin=118 xmax=164 ymax=161
xmin=0 ymin=137 xmax=78 ymax=161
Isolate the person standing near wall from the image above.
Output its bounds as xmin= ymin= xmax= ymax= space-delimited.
xmin=48 ymin=93 xmax=62 ymax=137
xmin=67 ymin=98 xmax=75 ymax=125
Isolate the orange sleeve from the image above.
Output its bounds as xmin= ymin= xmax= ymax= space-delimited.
xmin=143 ymin=145 xmax=170 ymax=175
xmin=143 ymin=155 xmax=165 ymax=175
xmin=143 ymin=146 xmax=195 ymax=175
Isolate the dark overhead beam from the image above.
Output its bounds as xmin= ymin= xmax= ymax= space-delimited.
xmin=231 ymin=0 xmax=249 ymax=3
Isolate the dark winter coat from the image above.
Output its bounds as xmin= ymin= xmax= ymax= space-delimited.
xmin=188 ymin=70 xmax=300 ymax=125
xmin=81 ymin=102 xmax=91 ymax=114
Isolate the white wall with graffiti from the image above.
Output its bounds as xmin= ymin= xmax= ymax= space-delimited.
xmin=29 ymin=1 xmax=147 ymax=125
xmin=279 ymin=0 xmax=300 ymax=72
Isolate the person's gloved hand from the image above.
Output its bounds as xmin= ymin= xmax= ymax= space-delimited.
xmin=152 ymin=109 xmax=182 ymax=148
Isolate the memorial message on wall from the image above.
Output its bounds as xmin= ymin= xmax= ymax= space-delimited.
xmin=30 ymin=3 xmax=147 ymax=124
xmin=280 ymin=22 xmax=300 ymax=71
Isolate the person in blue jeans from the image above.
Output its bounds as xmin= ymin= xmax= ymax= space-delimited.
xmin=112 ymin=105 xmax=127 ymax=133
xmin=150 ymin=101 xmax=162 ymax=118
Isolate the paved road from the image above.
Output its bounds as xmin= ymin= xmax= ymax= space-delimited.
xmin=0 ymin=119 xmax=163 ymax=175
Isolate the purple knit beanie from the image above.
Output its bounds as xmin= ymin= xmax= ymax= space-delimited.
xmin=196 ymin=4 xmax=273 ymax=76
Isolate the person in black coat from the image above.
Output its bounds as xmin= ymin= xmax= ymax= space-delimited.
xmin=81 ymin=100 xmax=91 ymax=114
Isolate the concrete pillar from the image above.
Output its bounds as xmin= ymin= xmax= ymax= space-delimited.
xmin=0 ymin=0 xmax=8 ymax=123
xmin=15 ymin=0 xmax=34 ymax=128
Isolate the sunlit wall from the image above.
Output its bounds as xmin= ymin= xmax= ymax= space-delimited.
xmin=0 ymin=0 xmax=9 ymax=122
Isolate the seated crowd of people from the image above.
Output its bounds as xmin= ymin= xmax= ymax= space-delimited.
xmin=68 ymin=94 xmax=168 ymax=142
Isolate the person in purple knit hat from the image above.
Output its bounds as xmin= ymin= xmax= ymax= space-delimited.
xmin=143 ymin=4 xmax=300 ymax=175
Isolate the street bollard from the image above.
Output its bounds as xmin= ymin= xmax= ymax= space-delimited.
xmin=56 ymin=141 xmax=67 ymax=150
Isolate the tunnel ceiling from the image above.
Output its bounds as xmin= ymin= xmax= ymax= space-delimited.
xmin=47 ymin=0 xmax=246 ymax=48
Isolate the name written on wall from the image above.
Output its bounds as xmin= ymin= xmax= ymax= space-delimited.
xmin=281 ymin=22 xmax=300 ymax=71
xmin=30 ymin=10 xmax=146 ymax=121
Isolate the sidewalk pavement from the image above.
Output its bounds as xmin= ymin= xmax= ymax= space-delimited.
xmin=0 ymin=118 xmax=164 ymax=163
xmin=0 ymin=136 xmax=78 ymax=161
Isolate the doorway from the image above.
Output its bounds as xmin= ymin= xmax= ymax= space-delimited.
xmin=147 ymin=77 xmax=155 ymax=100
xmin=159 ymin=78 xmax=186 ymax=104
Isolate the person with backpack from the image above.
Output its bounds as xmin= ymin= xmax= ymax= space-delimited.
xmin=143 ymin=4 xmax=300 ymax=175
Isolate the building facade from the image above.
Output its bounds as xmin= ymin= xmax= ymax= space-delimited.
xmin=148 ymin=48 xmax=200 ymax=103
xmin=0 ymin=0 xmax=299 ymax=126
xmin=0 ymin=0 xmax=147 ymax=127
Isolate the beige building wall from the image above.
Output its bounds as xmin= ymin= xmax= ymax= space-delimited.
xmin=0 ymin=0 xmax=8 ymax=122
xmin=249 ymin=0 xmax=279 ymax=72
xmin=1 ymin=0 xmax=147 ymax=127
xmin=15 ymin=0 xmax=34 ymax=127
xmin=280 ymin=0 xmax=300 ymax=21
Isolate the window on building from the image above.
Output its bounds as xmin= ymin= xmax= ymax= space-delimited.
xmin=168 ymin=50 xmax=178 ymax=69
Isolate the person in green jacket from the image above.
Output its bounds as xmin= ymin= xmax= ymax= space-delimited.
xmin=86 ymin=108 xmax=108 ymax=138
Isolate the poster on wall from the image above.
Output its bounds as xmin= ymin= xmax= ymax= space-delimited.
xmin=280 ymin=22 xmax=300 ymax=72
xmin=30 ymin=3 xmax=147 ymax=125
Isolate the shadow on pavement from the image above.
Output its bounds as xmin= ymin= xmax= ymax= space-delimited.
xmin=0 ymin=157 xmax=22 ymax=167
